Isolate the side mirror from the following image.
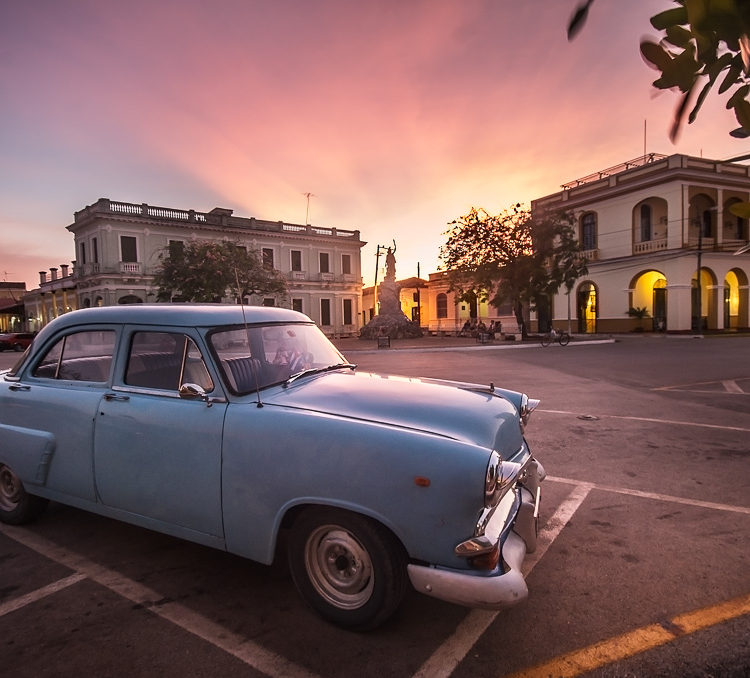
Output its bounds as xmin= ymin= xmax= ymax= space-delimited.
xmin=179 ymin=382 xmax=210 ymax=405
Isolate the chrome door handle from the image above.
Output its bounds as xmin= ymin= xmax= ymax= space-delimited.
xmin=8 ymin=384 xmax=30 ymax=391
xmin=104 ymin=393 xmax=130 ymax=401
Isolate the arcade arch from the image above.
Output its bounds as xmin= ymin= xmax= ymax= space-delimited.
xmin=724 ymin=268 xmax=749 ymax=329
xmin=576 ymin=281 xmax=598 ymax=333
xmin=629 ymin=270 xmax=668 ymax=331
xmin=692 ymin=267 xmax=717 ymax=330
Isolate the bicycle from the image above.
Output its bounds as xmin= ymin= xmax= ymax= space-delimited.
xmin=540 ymin=328 xmax=570 ymax=347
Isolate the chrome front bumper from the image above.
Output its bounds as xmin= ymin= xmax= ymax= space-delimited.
xmin=407 ymin=460 xmax=543 ymax=610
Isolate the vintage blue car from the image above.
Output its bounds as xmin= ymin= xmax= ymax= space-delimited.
xmin=0 ymin=305 xmax=544 ymax=629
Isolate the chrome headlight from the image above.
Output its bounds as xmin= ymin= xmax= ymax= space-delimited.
xmin=484 ymin=451 xmax=523 ymax=508
xmin=484 ymin=451 xmax=501 ymax=507
xmin=519 ymin=393 xmax=540 ymax=429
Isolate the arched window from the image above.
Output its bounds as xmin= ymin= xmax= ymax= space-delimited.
xmin=640 ymin=204 xmax=652 ymax=242
xmin=436 ymin=293 xmax=448 ymax=319
xmin=581 ymin=213 xmax=597 ymax=250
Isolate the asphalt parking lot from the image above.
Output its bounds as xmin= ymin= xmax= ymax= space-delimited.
xmin=1 ymin=335 xmax=749 ymax=677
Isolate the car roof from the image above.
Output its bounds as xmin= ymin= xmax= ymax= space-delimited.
xmin=37 ymin=304 xmax=310 ymax=334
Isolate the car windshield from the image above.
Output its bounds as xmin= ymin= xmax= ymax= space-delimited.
xmin=210 ymin=322 xmax=347 ymax=393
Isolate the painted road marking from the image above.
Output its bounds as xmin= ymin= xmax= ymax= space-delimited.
xmin=503 ymin=592 xmax=750 ymax=678
xmin=3 ymin=471 xmax=747 ymax=678
xmin=0 ymin=572 xmax=86 ymax=618
xmin=653 ymin=378 xmax=750 ymax=394
xmin=412 ymin=483 xmax=593 ymax=678
xmin=548 ymin=476 xmax=750 ymax=515
xmin=0 ymin=523 xmax=320 ymax=678
xmin=723 ymin=379 xmax=745 ymax=393
xmin=540 ymin=408 xmax=750 ymax=433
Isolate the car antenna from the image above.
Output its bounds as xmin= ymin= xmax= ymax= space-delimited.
xmin=235 ymin=268 xmax=264 ymax=408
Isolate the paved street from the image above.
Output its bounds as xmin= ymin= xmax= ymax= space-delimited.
xmin=1 ymin=335 xmax=749 ymax=677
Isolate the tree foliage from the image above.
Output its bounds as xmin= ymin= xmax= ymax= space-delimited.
xmin=439 ymin=205 xmax=588 ymax=337
xmin=568 ymin=0 xmax=750 ymax=141
xmin=153 ymin=240 xmax=288 ymax=303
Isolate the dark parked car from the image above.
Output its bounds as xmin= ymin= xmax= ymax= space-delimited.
xmin=0 ymin=332 xmax=35 ymax=352
xmin=0 ymin=305 xmax=544 ymax=629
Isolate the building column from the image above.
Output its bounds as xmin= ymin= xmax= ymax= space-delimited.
xmin=715 ymin=188 xmax=724 ymax=247
xmin=681 ymin=185 xmax=691 ymax=246
xmin=666 ymin=283 xmax=692 ymax=332
xmin=709 ymin=285 xmax=724 ymax=330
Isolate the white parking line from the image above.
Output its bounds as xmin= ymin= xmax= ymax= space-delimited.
xmin=547 ymin=476 xmax=750 ymax=515
xmin=723 ymin=379 xmax=745 ymax=393
xmin=653 ymin=378 xmax=750 ymax=394
xmin=540 ymin=409 xmax=750 ymax=433
xmin=0 ymin=523 xmax=320 ymax=678
xmin=411 ymin=483 xmax=592 ymax=678
xmin=0 ymin=572 xmax=86 ymax=618
xmin=4 ymin=470 xmax=746 ymax=678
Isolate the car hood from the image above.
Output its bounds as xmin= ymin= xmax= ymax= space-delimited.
xmin=264 ymin=370 xmax=524 ymax=454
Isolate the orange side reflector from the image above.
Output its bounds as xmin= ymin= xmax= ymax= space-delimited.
xmin=414 ymin=476 xmax=431 ymax=487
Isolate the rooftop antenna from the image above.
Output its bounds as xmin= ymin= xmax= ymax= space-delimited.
xmin=303 ymin=192 xmax=315 ymax=225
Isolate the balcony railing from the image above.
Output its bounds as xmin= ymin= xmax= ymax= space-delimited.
xmin=582 ymin=249 xmax=600 ymax=261
xmin=119 ymin=262 xmax=142 ymax=274
xmin=75 ymin=262 xmax=101 ymax=277
xmin=633 ymin=238 xmax=668 ymax=254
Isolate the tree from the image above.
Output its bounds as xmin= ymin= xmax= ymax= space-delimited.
xmin=153 ymin=240 xmax=288 ymax=303
xmin=439 ymin=205 xmax=588 ymax=338
xmin=568 ymin=0 xmax=750 ymax=142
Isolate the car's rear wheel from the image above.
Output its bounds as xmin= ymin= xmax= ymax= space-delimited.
xmin=0 ymin=464 xmax=49 ymax=525
xmin=287 ymin=508 xmax=408 ymax=630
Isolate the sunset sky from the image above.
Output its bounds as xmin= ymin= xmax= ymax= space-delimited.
xmin=1 ymin=0 xmax=746 ymax=290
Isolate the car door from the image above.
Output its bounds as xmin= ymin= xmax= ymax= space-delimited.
xmin=93 ymin=329 xmax=226 ymax=538
xmin=1 ymin=327 xmax=118 ymax=501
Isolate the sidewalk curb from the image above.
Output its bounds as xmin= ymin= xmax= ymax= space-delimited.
xmin=339 ymin=338 xmax=616 ymax=354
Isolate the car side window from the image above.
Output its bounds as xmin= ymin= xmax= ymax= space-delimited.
xmin=32 ymin=330 xmax=116 ymax=382
xmin=125 ymin=332 xmax=214 ymax=392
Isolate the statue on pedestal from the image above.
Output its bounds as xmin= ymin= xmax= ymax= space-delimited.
xmin=360 ymin=241 xmax=422 ymax=340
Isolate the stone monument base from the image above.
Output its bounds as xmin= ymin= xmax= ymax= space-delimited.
xmin=360 ymin=313 xmax=422 ymax=340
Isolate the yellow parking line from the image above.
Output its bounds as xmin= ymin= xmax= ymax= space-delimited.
xmin=505 ymin=592 xmax=750 ymax=678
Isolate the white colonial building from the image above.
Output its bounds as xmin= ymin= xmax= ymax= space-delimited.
xmin=24 ymin=198 xmax=366 ymax=336
xmin=531 ymin=153 xmax=750 ymax=333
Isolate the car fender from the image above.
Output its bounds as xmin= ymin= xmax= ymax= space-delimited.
xmin=0 ymin=423 xmax=56 ymax=486
xmin=221 ymin=403 xmax=492 ymax=567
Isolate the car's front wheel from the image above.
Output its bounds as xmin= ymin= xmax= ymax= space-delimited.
xmin=0 ymin=464 xmax=49 ymax=525
xmin=288 ymin=508 xmax=408 ymax=630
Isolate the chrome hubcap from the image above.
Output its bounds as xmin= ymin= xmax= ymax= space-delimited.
xmin=304 ymin=525 xmax=374 ymax=609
